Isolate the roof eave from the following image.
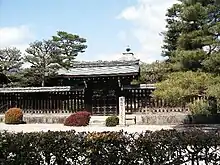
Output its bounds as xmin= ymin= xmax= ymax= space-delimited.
xmin=57 ymin=72 xmax=139 ymax=78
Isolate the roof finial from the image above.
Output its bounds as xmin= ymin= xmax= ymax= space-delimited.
xmin=126 ymin=45 xmax=131 ymax=52
xmin=123 ymin=45 xmax=134 ymax=55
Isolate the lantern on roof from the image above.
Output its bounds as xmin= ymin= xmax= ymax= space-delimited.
xmin=120 ymin=46 xmax=136 ymax=61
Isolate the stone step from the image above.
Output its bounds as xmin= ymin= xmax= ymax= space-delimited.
xmin=89 ymin=118 xmax=106 ymax=126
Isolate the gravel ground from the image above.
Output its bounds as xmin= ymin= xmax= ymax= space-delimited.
xmin=0 ymin=123 xmax=175 ymax=133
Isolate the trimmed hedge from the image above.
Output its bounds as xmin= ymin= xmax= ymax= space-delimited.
xmin=4 ymin=108 xmax=24 ymax=124
xmin=64 ymin=111 xmax=91 ymax=126
xmin=0 ymin=130 xmax=220 ymax=164
xmin=185 ymin=114 xmax=220 ymax=124
xmin=105 ymin=116 xmax=119 ymax=127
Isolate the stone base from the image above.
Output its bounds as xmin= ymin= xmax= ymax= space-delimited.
xmin=0 ymin=113 xmax=189 ymax=125
xmin=0 ymin=114 xmax=69 ymax=124
xmin=139 ymin=112 xmax=189 ymax=125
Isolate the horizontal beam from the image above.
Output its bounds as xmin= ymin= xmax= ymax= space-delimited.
xmin=0 ymin=86 xmax=84 ymax=93
xmin=123 ymin=84 xmax=156 ymax=89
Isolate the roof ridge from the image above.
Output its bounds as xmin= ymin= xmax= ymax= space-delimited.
xmin=71 ymin=60 xmax=139 ymax=68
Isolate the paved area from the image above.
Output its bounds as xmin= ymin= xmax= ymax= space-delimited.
xmin=0 ymin=123 xmax=175 ymax=133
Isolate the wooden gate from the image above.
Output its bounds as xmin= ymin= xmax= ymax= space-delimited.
xmin=91 ymin=89 xmax=117 ymax=115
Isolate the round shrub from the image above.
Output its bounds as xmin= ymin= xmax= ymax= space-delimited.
xmin=64 ymin=111 xmax=91 ymax=126
xmin=105 ymin=116 xmax=119 ymax=127
xmin=5 ymin=108 xmax=24 ymax=124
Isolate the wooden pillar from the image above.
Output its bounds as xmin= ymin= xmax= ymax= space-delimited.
xmin=84 ymin=81 xmax=93 ymax=114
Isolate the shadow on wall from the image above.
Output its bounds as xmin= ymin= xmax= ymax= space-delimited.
xmin=173 ymin=113 xmax=220 ymax=131
xmin=184 ymin=114 xmax=220 ymax=124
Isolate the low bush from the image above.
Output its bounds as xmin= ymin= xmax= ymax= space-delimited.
xmin=4 ymin=107 xmax=24 ymax=124
xmin=105 ymin=116 xmax=119 ymax=127
xmin=188 ymin=100 xmax=211 ymax=115
xmin=187 ymin=100 xmax=220 ymax=124
xmin=64 ymin=111 xmax=91 ymax=126
xmin=0 ymin=130 xmax=219 ymax=164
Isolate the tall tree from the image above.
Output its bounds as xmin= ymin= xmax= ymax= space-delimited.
xmin=0 ymin=47 xmax=24 ymax=86
xmin=162 ymin=3 xmax=182 ymax=58
xmin=52 ymin=31 xmax=87 ymax=69
xmin=24 ymin=40 xmax=61 ymax=87
xmin=162 ymin=0 xmax=220 ymax=72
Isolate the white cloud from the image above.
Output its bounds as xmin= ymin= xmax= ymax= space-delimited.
xmin=0 ymin=25 xmax=34 ymax=53
xmin=117 ymin=0 xmax=176 ymax=63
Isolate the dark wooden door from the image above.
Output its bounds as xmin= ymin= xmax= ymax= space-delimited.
xmin=91 ymin=89 xmax=117 ymax=115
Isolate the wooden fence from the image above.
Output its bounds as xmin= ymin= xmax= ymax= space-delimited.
xmin=0 ymin=85 xmax=205 ymax=115
xmin=0 ymin=87 xmax=84 ymax=114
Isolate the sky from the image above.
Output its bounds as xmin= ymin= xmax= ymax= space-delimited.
xmin=0 ymin=0 xmax=176 ymax=63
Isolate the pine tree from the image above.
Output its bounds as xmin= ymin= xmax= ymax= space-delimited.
xmin=24 ymin=40 xmax=61 ymax=87
xmin=0 ymin=47 xmax=24 ymax=86
xmin=162 ymin=0 xmax=220 ymax=72
xmin=52 ymin=31 xmax=87 ymax=69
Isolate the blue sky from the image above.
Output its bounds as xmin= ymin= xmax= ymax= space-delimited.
xmin=0 ymin=0 xmax=176 ymax=63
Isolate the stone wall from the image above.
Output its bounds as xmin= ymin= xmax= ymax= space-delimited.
xmin=135 ymin=112 xmax=189 ymax=125
xmin=0 ymin=112 xmax=189 ymax=125
xmin=0 ymin=114 xmax=69 ymax=124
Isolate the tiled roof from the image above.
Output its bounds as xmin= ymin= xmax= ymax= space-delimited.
xmin=58 ymin=60 xmax=140 ymax=77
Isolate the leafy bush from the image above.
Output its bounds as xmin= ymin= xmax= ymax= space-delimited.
xmin=105 ymin=116 xmax=119 ymax=127
xmin=186 ymin=100 xmax=220 ymax=124
xmin=0 ymin=130 xmax=219 ymax=164
xmin=64 ymin=111 xmax=91 ymax=126
xmin=153 ymin=71 xmax=214 ymax=104
xmin=188 ymin=100 xmax=211 ymax=115
xmin=4 ymin=108 xmax=24 ymax=124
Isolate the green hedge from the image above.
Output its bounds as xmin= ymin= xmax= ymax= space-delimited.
xmin=0 ymin=130 xmax=220 ymax=164
xmin=185 ymin=114 xmax=220 ymax=124
xmin=105 ymin=116 xmax=119 ymax=127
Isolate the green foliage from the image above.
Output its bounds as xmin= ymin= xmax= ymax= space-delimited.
xmin=188 ymin=100 xmax=211 ymax=115
xmin=162 ymin=3 xmax=182 ymax=58
xmin=133 ymin=61 xmax=172 ymax=84
xmin=202 ymin=51 xmax=220 ymax=74
xmin=155 ymin=0 xmax=220 ymax=112
xmin=153 ymin=71 xmax=213 ymax=103
xmin=18 ymin=68 xmax=42 ymax=87
xmin=0 ymin=47 xmax=24 ymax=86
xmin=171 ymin=49 xmax=206 ymax=71
xmin=206 ymin=76 xmax=220 ymax=100
xmin=52 ymin=31 xmax=87 ymax=69
xmin=162 ymin=0 xmax=220 ymax=72
xmin=0 ymin=47 xmax=23 ymax=73
xmin=0 ymin=130 xmax=220 ymax=164
xmin=105 ymin=116 xmax=119 ymax=127
xmin=24 ymin=40 xmax=61 ymax=87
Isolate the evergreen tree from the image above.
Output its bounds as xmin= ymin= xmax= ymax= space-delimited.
xmin=52 ymin=31 xmax=87 ymax=69
xmin=24 ymin=40 xmax=61 ymax=87
xmin=0 ymin=47 xmax=24 ymax=86
xmin=162 ymin=0 xmax=220 ymax=72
